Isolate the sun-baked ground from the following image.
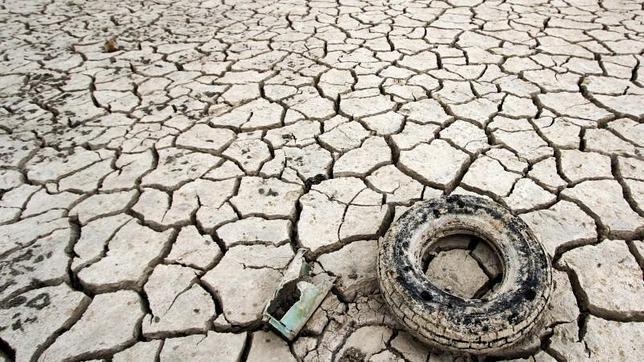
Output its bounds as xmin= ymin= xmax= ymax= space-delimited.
xmin=0 ymin=0 xmax=643 ymax=361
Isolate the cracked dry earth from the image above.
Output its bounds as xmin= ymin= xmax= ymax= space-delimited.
xmin=0 ymin=0 xmax=643 ymax=361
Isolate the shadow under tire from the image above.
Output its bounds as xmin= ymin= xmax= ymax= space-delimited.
xmin=377 ymin=195 xmax=552 ymax=354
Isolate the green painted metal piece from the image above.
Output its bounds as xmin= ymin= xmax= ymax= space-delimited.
xmin=263 ymin=249 xmax=336 ymax=340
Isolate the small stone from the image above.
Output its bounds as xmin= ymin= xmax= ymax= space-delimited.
xmin=39 ymin=290 xmax=144 ymax=361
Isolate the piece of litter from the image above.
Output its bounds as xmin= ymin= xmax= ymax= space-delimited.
xmin=263 ymin=248 xmax=335 ymax=340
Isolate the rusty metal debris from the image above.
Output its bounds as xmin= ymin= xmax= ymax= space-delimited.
xmin=263 ymin=248 xmax=336 ymax=340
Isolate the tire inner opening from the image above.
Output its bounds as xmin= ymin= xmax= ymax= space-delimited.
xmin=421 ymin=233 xmax=503 ymax=300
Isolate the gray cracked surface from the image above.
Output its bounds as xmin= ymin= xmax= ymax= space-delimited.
xmin=0 ymin=0 xmax=643 ymax=360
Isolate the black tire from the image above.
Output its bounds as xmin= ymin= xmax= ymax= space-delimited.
xmin=377 ymin=195 xmax=552 ymax=354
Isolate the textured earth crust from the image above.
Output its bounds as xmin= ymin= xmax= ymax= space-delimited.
xmin=0 ymin=0 xmax=643 ymax=361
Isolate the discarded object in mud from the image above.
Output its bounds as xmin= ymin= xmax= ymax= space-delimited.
xmin=263 ymin=249 xmax=336 ymax=340
xmin=103 ymin=36 xmax=118 ymax=52
xmin=378 ymin=195 xmax=552 ymax=354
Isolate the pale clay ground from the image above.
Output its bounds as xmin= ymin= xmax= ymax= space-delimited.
xmin=0 ymin=0 xmax=643 ymax=361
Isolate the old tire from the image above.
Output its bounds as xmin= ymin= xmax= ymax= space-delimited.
xmin=377 ymin=195 xmax=552 ymax=354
